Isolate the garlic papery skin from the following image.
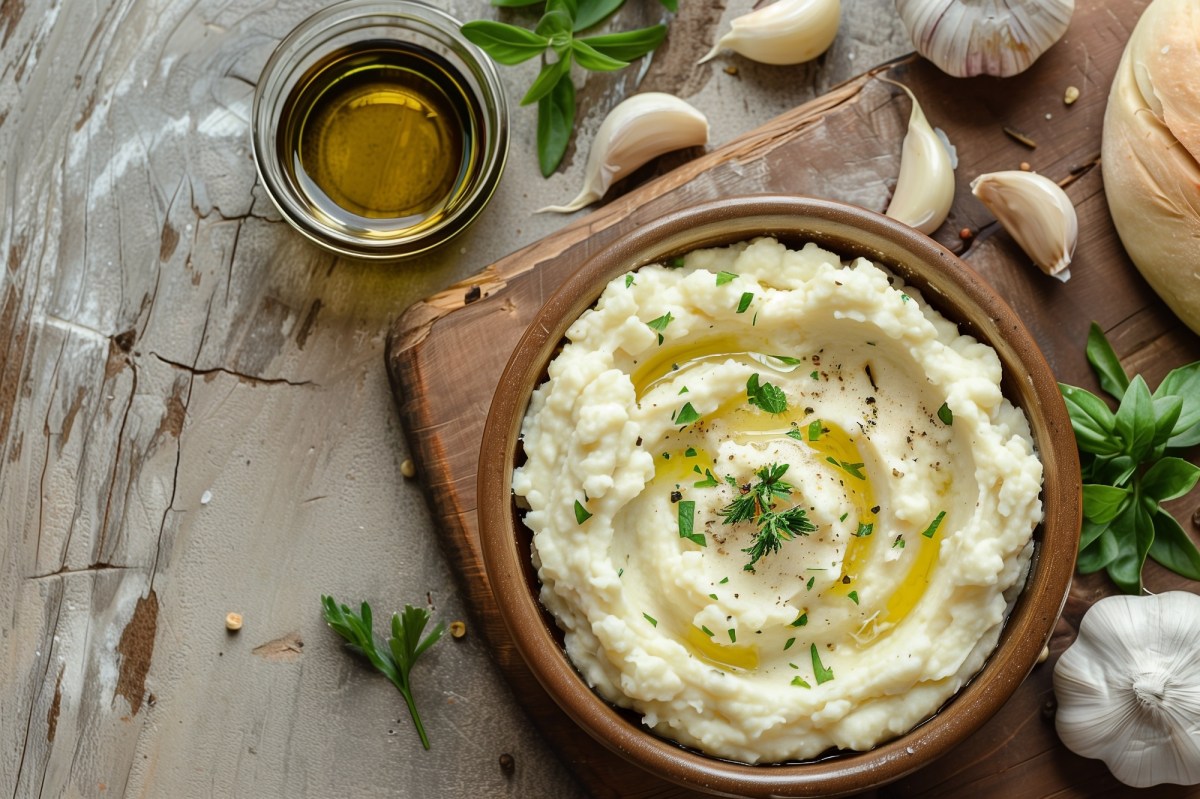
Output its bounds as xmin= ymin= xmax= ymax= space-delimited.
xmin=969 ymin=170 xmax=1077 ymax=281
xmin=698 ymin=0 xmax=841 ymax=66
xmin=895 ymin=0 xmax=1075 ymax=78
xmin=1053 ymin=592 xmax=1200 ymax=788
xmin=538 ymin=93 xmax=709 ymax=214
xmin=882 ymin=79 xmax=955 ymax=235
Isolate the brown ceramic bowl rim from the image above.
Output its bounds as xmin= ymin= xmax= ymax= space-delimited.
xmin=478 ymin=195 xmax=1080 ymax=798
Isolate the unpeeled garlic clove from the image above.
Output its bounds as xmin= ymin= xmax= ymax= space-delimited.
xmin=896 ymin=0 xmax=1075 ymax=78
xmin=970 ymin=170 xmax=1077 ymax=280
xmin=882 ymin=78 xmax=956 ymax=235
xmin=538 ymin=93 xmax=708 ymax=214
xmin=698 ymin=0 xmax=841 ymax=66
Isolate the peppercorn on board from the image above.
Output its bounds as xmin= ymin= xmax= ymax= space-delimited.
xmin=387 ymin=2 xmax=1200 ymax=796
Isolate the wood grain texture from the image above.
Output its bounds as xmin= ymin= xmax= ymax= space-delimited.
xmin=387 ymin=1 xmax=1200 ymax=797
xmin=0 ymin=1 xmax=924 ymax=797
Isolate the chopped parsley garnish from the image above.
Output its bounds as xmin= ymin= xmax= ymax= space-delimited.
xmin=719 ymin=577 xmax=729 ymax=584
xmin=708 ymin=593 xmax=718 ymax=600
xmin=937 ymin=402 xmax=954 ymax=425
xmin=625 ymin=274 xmax=635 ymax=288
xmin=746 ymin=373 xmax=788 ymax=414
xmin=724 ymin=474 xmax=738 ymax=487
xmin=855 ymin=522 xmax=874 ymax=537
xmin=727 ymin=629 xmax=737 ymax=643
xmin=848 ymin=591 xmax=860 ymax=605
xmin=808 ymin=420 xmax=823 ymax=440
xmin=661 ymin=452 xmax=670 ymax=460
xmin=694 ymin=468 xmax=720 ymax=488
xmin=666 ymin=256 xmax=685 ymax=268
xmin=685 ymin=447 xmax=697 ymax=457
xmin=893 ymin=536 xmax=905 ymax=549
xmin=718 ymin=463 xmax=815 ymax=572
xmin=811 ymin=644 xmax=835 ymax=684
xmin=677 ymin=500 xmax=706 ymax=547
xmin=791 ymin=612 xmax=808 ymax=627
xmin=646 ymin=312 xmax=674 ymax=345
xmin=618 ymin=568 xmax=624 ymax=577
xmin=770 ymin=355 xmax=803 ymax=365
xmin=810 ymin=370 xmax=819 ymax=380
xmin=784 ymin=637 xmax=796 ymax=650
xmin=679 ymin=386 xmax=689 ymax=395
xmin=839 ymin=512 xmax=849 ymax=522
xmin=701 ymin=625 xmax=714 ymax=636
xmin=825 ymin=457 xmax=866 ymax=479
xmin=736 ymin=292 xmax=754 ymax=313
xmin=675 ymin=402 xmax=701 ymax=426
xmin=574 ymin=500 xmax=592 ymax=524
xmin=786 ymin=429 xmax=805 ymax=442
xmin=791 ymin=675 xmax=812 ymax=688
xmin=806 ymin=576 xmax=815 ymax=590
xmin=901 ymin=294 xmax=912 ymax=302
xmin=922 ymin=510 xmax=947 ymax=538
xmin=715 ymin=270 xmax=739 ymax=285
xmin=643 ymin=613 xmax=658 ymax=627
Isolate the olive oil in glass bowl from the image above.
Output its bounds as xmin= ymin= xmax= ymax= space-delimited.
xmin=253 ymin=1 xmax=508 ymax=260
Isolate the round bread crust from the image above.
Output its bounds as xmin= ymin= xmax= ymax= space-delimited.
xmin=1101 ymin=0 xmax=1200 ymax=333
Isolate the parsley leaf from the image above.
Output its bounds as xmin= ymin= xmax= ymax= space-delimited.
xmin=937 ymin=402 xmax=953 ymax=425
xmin=675 ymin=402 xmax=700 ymax=426
xmin=716 ymin=270 xmax=739 ymax=285
xmin=736 ymin=292 xmax=754 ymax=313
xmin=921 ymin=510 xmax=945 ymax=538
xmin=810 ymin=644 xmax=835 ymax=684
xmin=646 ymin=312 xmax=673 ymax=345
xmin=321 ymin=596 xmax=445 ymax=749
xmin=574 ymin=500 xmax=593 ymax=524
xmin=678 ymin=500 xmax=705 ymax=546
xmin=746 ymin=373 xmax=788 ymax=414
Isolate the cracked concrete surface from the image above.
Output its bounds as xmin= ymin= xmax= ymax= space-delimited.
xmin=0 ymin=1 xmax=910 ymax=796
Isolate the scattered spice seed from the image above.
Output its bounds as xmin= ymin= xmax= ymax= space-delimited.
xmin=225 ymin=612 xmax=243 ymax=632
xmin=1019 ymin=161 xmax=1032 ymax=172
xmin=449 ymin=621 xmax=467 ymax=639
xmin=1003 ymin=126 xmax=1038 ymax=149
xmin=499 ymin=753 xmax=515 ymax=773
xmin=1064 ymin=85 xmax=1080 ymax=105
xmin=724 ymin=65 xmax=738 ymax=76
xmin=959 ymin=227 xmax=972 ymax=240
xmin=400 ymin=459 xmax=416 ymax=479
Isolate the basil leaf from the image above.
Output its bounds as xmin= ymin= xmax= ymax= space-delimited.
xmin=1085 ymin=322 xmax=1130 ymax=400
xmin=1155 ymin=363 xmax=1200 ymax=447
xmin=571 ymin=39 xmax=629 ymax=70
xmin=1141 ymin=456 xmax=1200 ymax=503
xmin=1148 ymin=505 xmax=1200 ymax=581
xmin=1082 ymin=483 xmax=1128 ymax=524
xmin=546 ymin=0 xmax=578 ymax=18
xmin=1059 ymin=383 xmax=1120 ymax=455
xmin=1105 ymin=499 xmax=1154 ymax=594
xmin=536 ymin=8 xmax=574 ymax=44
xmin=1077 ymin=527 xmax=1119 ymax=574
xmin=573 ymin=0 xmax=625 ymax=31
xmin=659 ymin=0 xmax=678 ymax=11
xmin=1079 ymin=517 xmax=1110 ymax=550
xmin=1150 ymin=395 xmax=1184 ymax=455
xmin=536 ymin=70 xmax=575 ymax=176
xmin=1097 ymin=454 xmax=1138 ymax=487
xmin=579 ymin=24 xmax=668 ymax=60
xmin=523 ymin=53 xmax=572 ymax=105
xmin=1113 ymin=375 xmax=1155 ymax=462
xmin=462 ymin=21 xmax=551 ymax=64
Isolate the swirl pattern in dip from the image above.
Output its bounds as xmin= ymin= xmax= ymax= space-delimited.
xmin=511 ymin=237 xmax=1043 ymax=763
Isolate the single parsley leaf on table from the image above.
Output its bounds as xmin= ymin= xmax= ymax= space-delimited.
xmin=1059 ymin=322 xmax=1200 ymax=593
xmin=321 ymin=596 xmax=445 ymax=749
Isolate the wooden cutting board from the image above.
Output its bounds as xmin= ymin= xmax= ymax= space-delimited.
xmin=386 ymin=1 xmax=1200 ymax=796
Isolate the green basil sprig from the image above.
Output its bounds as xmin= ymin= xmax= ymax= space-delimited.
xmin=1059 ymin=323 xmax=1200 ymax=594
xmin=462 ymin=0 xmax=673 ymax=176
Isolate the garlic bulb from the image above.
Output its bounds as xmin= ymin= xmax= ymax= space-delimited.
xmin=538 ymin=93 xmax=709 ymax=214
xmin=882 ymin=78 xmax=955 ymax=235
xmin=1054 ymin=592 xmax=1200 ymax=788
xmin=895 ymin=0 xmax=1074 ymax=78
xmin=1102 ymin=0 xmax=1200 ymax=334
xmin=970 ymin=170 xmax=1077 ymax=281
xmin=698 ymin=0 xmax=841 ymax=66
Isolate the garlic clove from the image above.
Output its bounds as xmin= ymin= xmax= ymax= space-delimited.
xmin=896 ymin=0 xmax=1075 ymax=78
xmin=538 ymin=93 xmax=709 ymax=214
xmin=698 ymin=0 xmax=841 ymax=67
xmin=1054 ymin=592 xmax=1200 ymax=788
xmin=882 ymin=78 xmax=956 ymax=235
xmin=970 ymin=170 xmax=1077 ymax=280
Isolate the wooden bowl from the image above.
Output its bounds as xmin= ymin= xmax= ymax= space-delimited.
xmin=477 ymin=196 xmax=1080 ymax=798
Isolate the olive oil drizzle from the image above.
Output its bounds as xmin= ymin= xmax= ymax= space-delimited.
xmin=634 ymin=339 xmax=945 ymax=669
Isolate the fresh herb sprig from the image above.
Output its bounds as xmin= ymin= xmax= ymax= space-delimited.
xmin=719 ymin=463 xmax=816 ymax=571
xmin=321 ymin=596 xmax=446 ymax=749
xmin=1059 ymin=323 xmax=1200 ymax=594
xmin=462 ymin=0 xmax=674 ymax=176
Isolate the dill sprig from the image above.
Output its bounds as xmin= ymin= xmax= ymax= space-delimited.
xmin=719 ymin=463 xmax=816 ymax=571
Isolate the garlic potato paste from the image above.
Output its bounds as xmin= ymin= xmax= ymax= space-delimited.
xmin=511 ymin=238 xmax=1043 ymax=763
